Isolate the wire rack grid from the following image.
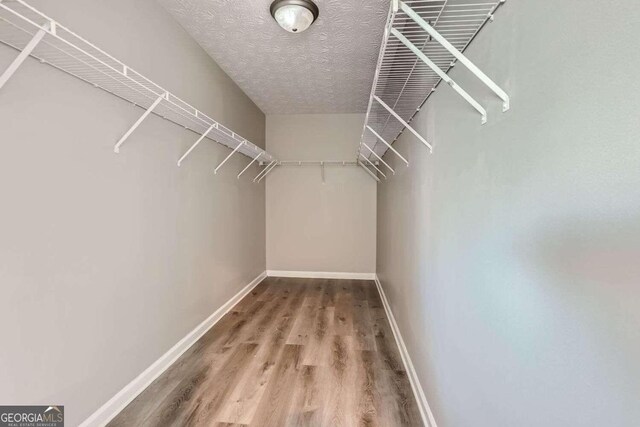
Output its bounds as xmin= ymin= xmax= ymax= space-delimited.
xmin=359 ymin=0 xmax=504 ymax=162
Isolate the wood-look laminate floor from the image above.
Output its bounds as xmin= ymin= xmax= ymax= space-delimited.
xmin=109 ymin=277 xmax=422 ymax=426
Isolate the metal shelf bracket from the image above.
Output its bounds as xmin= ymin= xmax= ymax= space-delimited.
xmin=214 ymin=141 xmax=244 ymax=174
xmin=358 ymin=161 xmax=381 ymax=183
xmin=0 ymin=22 xmax=49 ymax=91
xmin=257 ymin=161 xmax=278 ymax=183
xmin=360 ymin=153 xmax=387 ymax=179
xmin=237 ymin=152 xmax=261 ymax=179
xmin=399 ymin=1 xmax=510 ymax=112
xmin=254 ymin=160 xmax=276 ymax=182
xmin=114 ymin=93 xmax=166 ymax=153
xmin=366 ymin=125 xmax=409 ymax=166
xmin=391 ymin=29 xmax=487 ymax=125
xmin=362 ymin=142 xmax=394 ymax=174
xmin=177 ymin=124 xmax=215 ymax=166
xmin=374 ymin=95 xmax=433 ymax=151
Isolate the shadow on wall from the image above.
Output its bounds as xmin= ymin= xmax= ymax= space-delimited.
xmin=534 ymin=214 xmax=640 ymax=287
xmin=522 ymin=212 xmax=640 ymax=421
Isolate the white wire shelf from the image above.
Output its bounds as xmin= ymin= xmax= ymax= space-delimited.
xmin=359 ymin=0 xmax=507 ymax=163
xmin=0 ymin=0 xmax=276 ymax=167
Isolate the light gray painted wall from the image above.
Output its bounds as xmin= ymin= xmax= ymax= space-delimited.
xmin=0 ymin=1 xmax=266 ymax=424
xmin=376 ymin=1 xmax=640 ymax=426
xmin=266 ymin=114 xmax=376 ymax=274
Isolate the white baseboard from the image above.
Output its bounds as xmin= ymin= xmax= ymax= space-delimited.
xmin=266 ymin=270 xmax=375 ymax=280
xmin=374 ymin=274 xmax=438 ymax=427
xmin=80 ymin=271 xmax=267 ymax=427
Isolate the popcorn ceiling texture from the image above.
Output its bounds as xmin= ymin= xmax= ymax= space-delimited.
xmin=159 ymin=0 xmax=389 ymax=114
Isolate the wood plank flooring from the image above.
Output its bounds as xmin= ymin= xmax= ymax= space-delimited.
xmin=108 ymin=277 xmax=423 ymax=426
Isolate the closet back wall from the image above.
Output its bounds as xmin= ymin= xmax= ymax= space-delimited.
xmin=0 ymin=0 xmax=266 ymax=424
xmin=266 ymin=114 xmax=376 ymax=276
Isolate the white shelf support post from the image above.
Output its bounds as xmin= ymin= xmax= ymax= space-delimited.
xmin=399 ymin=1 xmax=509 ymax=112
xmin=365 ymin=125 xmax=409 ymax=166
xmin=362 ymin=143 xmax=395 ymax=174
xmin=373 ymin=96 xmax=434 ymax=152
xmin=0 ymin=24 xmax=49 ymax=91
xmin=177 ymin=124 xmax=215 ymax=166
xmin=257 ymin=161 xmax=278 ymax=183
xmin=254 ymin=160 xmax=276 ymax=182
xmin=237 ymin=153 xmax=261 ymax=179
xmin=358 ymin=161 xmax=381 ymax=183
xmin=214 ymin=141 xmax=244 ymax=174
xmin=360 ymin=153 xmax=387 ymax=179
xmin=114 ymin=93 xmax=166 ymax=153
xmin=391 ymin=28 xmax=488 ymax=125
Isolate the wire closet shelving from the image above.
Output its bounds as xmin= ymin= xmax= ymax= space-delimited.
xmin=358 ymin=0 xmax=509 ymax=172
xmin=0 ymin=0 xmax=277 ymax=177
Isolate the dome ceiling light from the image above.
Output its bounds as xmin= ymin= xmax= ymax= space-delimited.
xmin=270 ymin=0 xmax=319 ymax=34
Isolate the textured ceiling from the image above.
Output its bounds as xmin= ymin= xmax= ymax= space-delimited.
xmin=159 ymin=0 xmax=389 ymax=114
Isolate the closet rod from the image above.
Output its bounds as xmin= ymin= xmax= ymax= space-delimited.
xmin=276 ymin=160 xmax=368 ymax=166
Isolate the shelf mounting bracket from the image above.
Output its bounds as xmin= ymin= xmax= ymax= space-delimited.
xmin=360 ymin=153 xmax=387 ymax=179
xmin=391 ymin=28 xmax=487 ymax=125
xmin=362 ymin=142 xmax=395 ymax=174
xmin=358 ymin=161 xmax=381 ymax=183
xmin=177 ymin=124 xmax=215 ymax=166
xmin=214 ymin=141 xmax=244 ymax=174
xmin=0 ymin=23 xmax=49 ymax=91
xmin=254 ymin=160 xmax=276 ymax=182
xmin=365 ymin=125 xmax=409 ymax=166
xmin=374 ymin=95 xmax=433 ymax=152
xmin=399 ymin=1 xmax=509 ymax=112
xmin=237 ymin=152 xmax=262 ymax=179
xmin=257 ymin=161 xmax=278 ymax=183
xmin=114 ymin=93 xmax=166 ymax=153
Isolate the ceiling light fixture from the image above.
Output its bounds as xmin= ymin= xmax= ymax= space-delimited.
xmin=270 ymin=0 xmax=319 ymax=34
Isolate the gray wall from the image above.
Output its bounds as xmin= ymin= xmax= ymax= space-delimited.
xmin=0 ymin=1 xmax=266 ymax=425
xmin=376 ymin=1 xmax=640 ymax=426
xmin=266 ymin=114 xmax=376 ymax=274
